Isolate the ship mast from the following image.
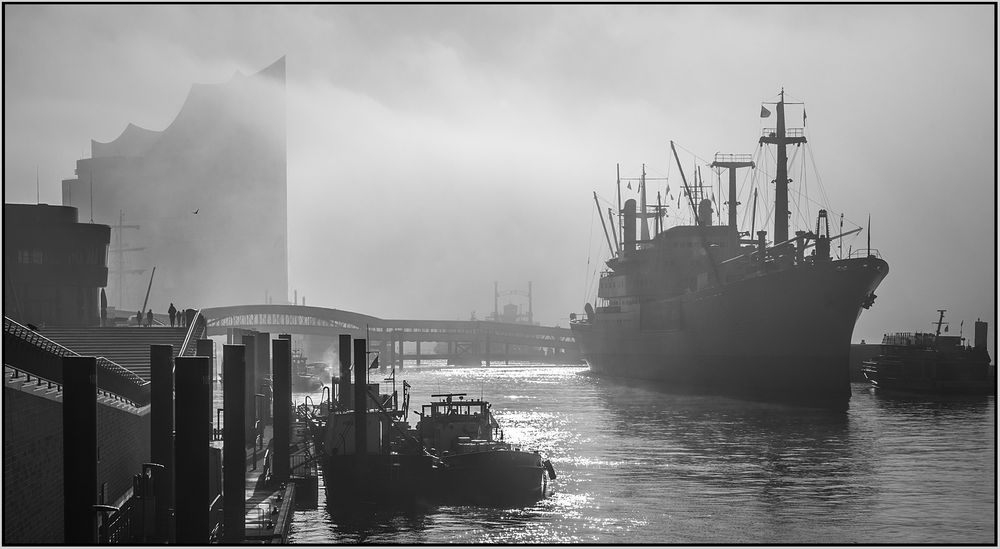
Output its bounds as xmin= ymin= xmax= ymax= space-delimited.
xmin=759 ymin=89 xmax=806 ymax=244
xmin=933 ymin=309 xmax=948 ymax=337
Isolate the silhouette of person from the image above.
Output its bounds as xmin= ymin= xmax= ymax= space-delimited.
xmin=168 ymin=303 xmax=177 ymax=327
xmin=146 ymin=309 xmax=153 ymax=327
xmin=136 ymin=310 xmax=143 ymax=327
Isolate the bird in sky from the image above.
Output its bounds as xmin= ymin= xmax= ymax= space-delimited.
xmin=192 ymin=209 xmax=199 ymax=214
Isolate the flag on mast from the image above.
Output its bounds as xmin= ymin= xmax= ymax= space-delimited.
xmin=760 ymin=105 xmax=771 ymax=118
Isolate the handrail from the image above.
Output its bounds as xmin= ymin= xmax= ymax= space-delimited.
xmin=4 ymin=316 xmax=150 ymax=405
xmin=179 ymin=309 xmax=207 ymax=358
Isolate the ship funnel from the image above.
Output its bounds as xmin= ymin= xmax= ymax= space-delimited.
xmin=624 ymin=199 xmax=637 ymax=253
xmin=698 ymin=199 xmax=713 ymax=227
xmin=974 ymin=319 xmax=988 ymax=350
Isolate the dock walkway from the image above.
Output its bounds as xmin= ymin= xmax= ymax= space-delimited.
xmin=211 ymin=421 xmax=316 ymax=544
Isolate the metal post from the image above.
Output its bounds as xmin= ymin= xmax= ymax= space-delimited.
xmin=149 ymin=345 xmax=174 ymax=542
xmin=272 ymin=337 xmax=291 ymax=482
xmin=222 ymin=345 xmax=246 ymax=543
xmin=63 ymin=356 xmax=98 ymax=544
xmin=174 ymin=356 xmax=211 ymax=544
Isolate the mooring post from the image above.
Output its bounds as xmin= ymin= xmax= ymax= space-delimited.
xmin=196 ymin=338 xmax=214 ymax=390
xmin=254 ymin=332 xmax=271 ymax=424
xmin=354 ymin=338 xmax=367 ymax=458
xmin=222 ymin=345 xmax=246 ymax=543
xmin=174 ymin=356 xmax=211 ymax=544
xmin=63 ymin=356 xmax=98 ymax=544
xmin=272 ymin=335 xmax=292 ymax=482
xmin=242 ymin=334 xmax=257 ymax=442
xmin=339 ymin=334 xmax=352 ymax=408
xmin=149 ymin=345 xmax=174 ymax=542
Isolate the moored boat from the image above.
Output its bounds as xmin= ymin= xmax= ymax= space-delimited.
xmin=862 ymin=311 xmax=995 ymax=395
xmin=416 ymin=393 xmax=555 ymax=505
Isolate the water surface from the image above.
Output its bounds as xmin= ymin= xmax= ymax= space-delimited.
xmin=287 ymin=362 xmax=995 ymax=544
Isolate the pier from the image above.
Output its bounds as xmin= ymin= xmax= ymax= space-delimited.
xmin=3 ymin=314 xmax=319 ymax=544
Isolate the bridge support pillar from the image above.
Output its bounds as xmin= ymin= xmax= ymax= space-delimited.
xmin=505 ymin=342 xmax=509 ymax=365
xmin=415 ymin=340 xmax=421 ymax=366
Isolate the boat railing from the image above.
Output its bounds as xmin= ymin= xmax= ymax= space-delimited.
xmin=762 ymin=127 xmax=805 ymax=138
xmin=846 ymin=248 xmax=882 ymax=260
xmin=881 ymin=332 xmax=936 ymax=347
xmin=713 ymin=152 xmax=754 ymax=164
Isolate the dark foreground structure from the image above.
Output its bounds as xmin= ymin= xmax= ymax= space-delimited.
xmin=4 ymin=203 xmax=110 ymax=327
xmin=571 ymin=91 xmax=888 ymax=410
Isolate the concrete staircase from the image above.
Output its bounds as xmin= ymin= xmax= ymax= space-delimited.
xmin=35 ymin=327 xmax=194 ymax=382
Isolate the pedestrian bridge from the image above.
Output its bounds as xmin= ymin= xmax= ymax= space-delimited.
xmin=200 ymin=304 xmax=579 ymax=366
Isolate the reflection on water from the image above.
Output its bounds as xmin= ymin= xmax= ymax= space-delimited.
xmin=288 ymin=363 xmax=995 ymax=544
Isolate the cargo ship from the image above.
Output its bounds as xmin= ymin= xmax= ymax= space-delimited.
xmin=570 ymin=91 xmax=889 ymax=410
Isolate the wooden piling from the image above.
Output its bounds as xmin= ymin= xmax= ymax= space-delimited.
xmin=62 ymin=356 xmax=98 ymax=544
xmin=272 ymin=337 xmax=291 ymax=482
xmin=174 ymin=356 xmax=211 ymax=544
xmin=222 ymin=345 xmax=246 ymax=543
xmin=149 ymin=345 xmax=174 ymax=542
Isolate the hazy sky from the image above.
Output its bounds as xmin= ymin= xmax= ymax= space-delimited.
xmin=4 ymin=5 xmax=995 ymax=354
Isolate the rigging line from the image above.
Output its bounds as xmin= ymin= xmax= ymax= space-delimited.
xmin=738 ymin=147 xmax=766 ymax=231
xmin=804 ymin=142 xmax=832 ymax=210
xmin=671 ymin=141 xmax=714 ymax=167
xmin=583 ymin=205 xmax=596 ymax=307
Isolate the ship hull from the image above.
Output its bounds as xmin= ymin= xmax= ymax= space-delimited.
xmin=437 ymin=450 xmax=548 ymax=506
xmin=573 ymin=257 xmax=888 ymax=409
xmin=322 ymin=454 xmax=437 ymax=507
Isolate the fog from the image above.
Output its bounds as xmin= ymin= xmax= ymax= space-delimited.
xmin=3 ymin=5 xmax=995 ymax=357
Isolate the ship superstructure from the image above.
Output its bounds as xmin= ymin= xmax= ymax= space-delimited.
xmin=571 ymin=91 xmax=889 ymax=409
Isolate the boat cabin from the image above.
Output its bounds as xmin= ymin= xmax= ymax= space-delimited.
xmin=417 ymin=393 xmax=501 ymax=454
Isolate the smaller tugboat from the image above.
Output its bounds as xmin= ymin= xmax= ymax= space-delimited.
xmin=291 ymin=349 xmax=325 ymax=392
xmin=416 ymin=393 xmax=556 ymax=505
xmin=862 ymin=310 xmax=995 ymax=395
